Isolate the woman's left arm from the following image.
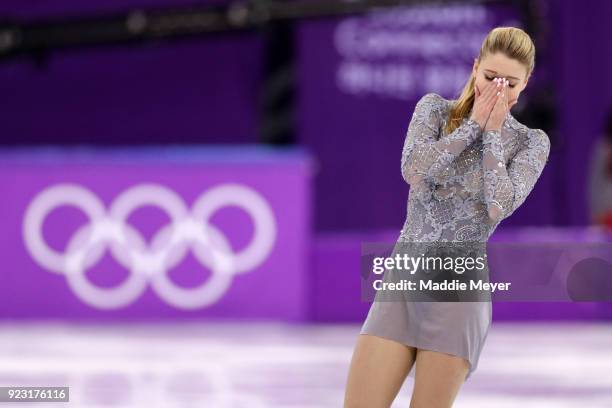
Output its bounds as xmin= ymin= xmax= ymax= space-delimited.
xmin=482 ymin=128 xmax=551 ymax=223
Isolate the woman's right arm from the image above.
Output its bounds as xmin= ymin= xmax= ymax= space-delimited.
xmin=401 ymin=93 xmax=483 ymax=185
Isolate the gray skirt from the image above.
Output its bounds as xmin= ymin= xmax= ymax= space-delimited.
xmin=359 ymin=241 xmax=492 ymax=381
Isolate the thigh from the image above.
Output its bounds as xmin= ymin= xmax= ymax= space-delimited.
xmin=409 ymin=349 xmax=469 ymax=408
xmin=344 ymin=334 xmax=417 ymax=408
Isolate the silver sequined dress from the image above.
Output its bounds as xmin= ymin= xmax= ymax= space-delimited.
xmin=360 ymin=92 xmax=551 ymax=381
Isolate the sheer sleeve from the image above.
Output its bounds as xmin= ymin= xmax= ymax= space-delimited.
xmin=482 ymin=128 xmax=551 ymax=222
xmin=401 ymin=93 xmax=483 ymax=185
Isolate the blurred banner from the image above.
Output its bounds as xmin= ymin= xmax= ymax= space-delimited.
xmin=0 ymin=146 xmax=313 ymax=320
xmin=311 ymin=227 xmax=612 ymax=322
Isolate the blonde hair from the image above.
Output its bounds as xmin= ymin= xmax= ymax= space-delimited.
xmin=445 ymin=26 xmax=536 ymax=135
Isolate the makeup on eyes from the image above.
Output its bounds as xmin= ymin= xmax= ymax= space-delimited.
xmin=484 ymin=69 xmax=520 ymax=80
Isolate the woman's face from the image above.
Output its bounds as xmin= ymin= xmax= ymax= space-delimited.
xmin=472 ymin=52 xmax=529 ymax=109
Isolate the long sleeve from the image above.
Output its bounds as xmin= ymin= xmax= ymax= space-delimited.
xmin=401 ymin=93 xmax=483 ymax=186
xmin=482 ymin=128 xmax=551 ymax=222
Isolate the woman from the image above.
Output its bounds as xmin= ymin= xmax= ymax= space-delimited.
xmin=344 ymin=27 xmax=551 ymax=407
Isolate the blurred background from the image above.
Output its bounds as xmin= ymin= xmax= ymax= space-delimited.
xmin=1 ymin=0 xmax=612 ymax=406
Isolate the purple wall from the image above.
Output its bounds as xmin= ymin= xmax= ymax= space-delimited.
xmin=0 ymin=0 xmax=261 ymax=146
xmin=0 ymin=1 xmax=610 ymax=232
xmin=551 ymin=0 xmax=612 ymax=225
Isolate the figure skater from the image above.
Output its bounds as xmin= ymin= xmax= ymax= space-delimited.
xmin=344 ymin=26 xmax=551 ymax=408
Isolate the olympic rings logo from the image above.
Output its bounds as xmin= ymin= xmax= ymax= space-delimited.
xmin=22 ymin=183 xmax=277 ymax=310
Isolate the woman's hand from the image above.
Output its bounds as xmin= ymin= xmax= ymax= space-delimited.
xmin=470 ymin=78 xmax=502 ymax=130
xmin=484 ymin=78 xmax=510 ymax=132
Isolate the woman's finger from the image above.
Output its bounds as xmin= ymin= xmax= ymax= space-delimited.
xmin=485 ymin=80 xmax=500 ymax=108
xmin=493 ymin=90 xmax=504 ymax=113
xmin=498 ymin=80 xmax=508 ymax=107
xmin=479 ymin=82 xmax=494 ymax=108
xmin=504 ymin=82 xmax=510 ymax=105
xmin=488 ymin=78 xmax=504 ymax=102
xmin=498 ymin=91 xmax=508 ymax=115
xmin=485 ymin=79 xmax=498 ymax=98
xmin=503 ymin=82 xmax=510 ymax=112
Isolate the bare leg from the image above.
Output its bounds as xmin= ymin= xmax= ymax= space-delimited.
xmin=344 ymin=334 xmax=417 ymax=408
xmin=409 ymin=349 xmax=470 ymax=408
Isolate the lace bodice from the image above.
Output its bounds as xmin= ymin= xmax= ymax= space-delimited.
xmin=399 ymin=92 xmax=551 ymax=242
